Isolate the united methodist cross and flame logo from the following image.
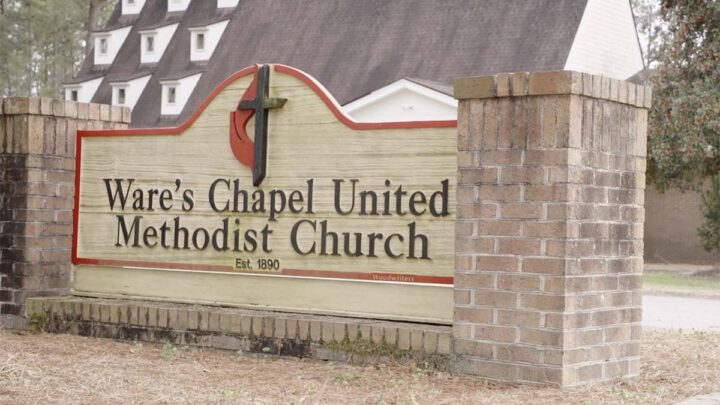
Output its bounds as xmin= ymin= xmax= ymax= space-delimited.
xmin=229 ymin=64 xmax=287 ymax=187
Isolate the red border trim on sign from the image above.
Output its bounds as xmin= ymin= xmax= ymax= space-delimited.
xmin=72 ymin=64 xmax=457 ymax=286
xmin=72 ymin=257 xmax=453 ymax=285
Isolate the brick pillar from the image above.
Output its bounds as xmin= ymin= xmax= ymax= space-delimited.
xmin=0 ymin=98 xmax=129 ymax=328
xmin=453 ymin=71 xmax=650 ymax=386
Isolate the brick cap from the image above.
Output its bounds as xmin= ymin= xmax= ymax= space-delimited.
xmin=454 ymin=71 xmax=652 ymax=108
xmin=1 ymin=97 xmax=129 ymax=123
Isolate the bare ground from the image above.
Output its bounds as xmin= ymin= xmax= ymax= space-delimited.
xmin=1 ymin=328 xmax=719 ymax=404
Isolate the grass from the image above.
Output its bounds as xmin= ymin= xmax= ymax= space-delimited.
xmin=1 ymin=328 xmax=720 ymax=404
xmin=644 ymin=270 xmax=720 ymax=297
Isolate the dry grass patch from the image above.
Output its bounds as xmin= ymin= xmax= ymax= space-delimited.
xmin=0 ymin=328 xmax=719 ymax=404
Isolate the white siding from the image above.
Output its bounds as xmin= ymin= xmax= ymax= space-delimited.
xmin=344 ymin=79 xmax=457 ymax=122
xmin=160 ymin=73 xmax=202 ymax=116
xmin=110 ymin=75 xmax=152 ymax=110
xmin=63 ymin=77 xmax=104 ymax=103
xmin=140 ymin=24 xmax=179 ymax=64
xmin=189 ymin=20 xmax=229 ymax=62
xmin=217 ymin=0 xmax=239 ymax=8
xmin=122 ymin=0 xmax=146 ymax=15
xmin=168 ymin=0 xmax=191 ymax=13
xmin=564 ymin=0 xmax=644 ymax=80
xmin=94 ymin=26 xmax=132 ymax=66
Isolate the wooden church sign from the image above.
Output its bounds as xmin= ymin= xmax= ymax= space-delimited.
xmin=72 ymin=64 xmax=458 ymax=323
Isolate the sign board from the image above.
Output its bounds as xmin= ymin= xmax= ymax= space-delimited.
xmin=73 ymin=64 xmax=457 ymax=323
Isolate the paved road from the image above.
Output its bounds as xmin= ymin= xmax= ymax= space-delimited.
xmin=644 ymin=294 xmax=720 ymax=331
xmin=676 ymin=392 xmax=720 ymax=404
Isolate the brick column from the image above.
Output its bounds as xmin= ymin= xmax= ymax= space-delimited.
xmin=453 ymin=71 xmax=650 ymax=386
xmin=0 ymin=97 xmax=129 ymax=328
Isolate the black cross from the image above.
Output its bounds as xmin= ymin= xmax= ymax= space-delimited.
xmin=237 ymin=64 xmax=287 ymax=186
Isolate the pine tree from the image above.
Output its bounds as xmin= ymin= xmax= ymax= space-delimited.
xmin=631 ymin=0 xmax=672 ymax=68
xmin=0 ymin=0 xmax=114 ymax=98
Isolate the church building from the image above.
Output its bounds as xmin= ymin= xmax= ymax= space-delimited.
xmin=63 ymin=0 xmax=645 ymax=127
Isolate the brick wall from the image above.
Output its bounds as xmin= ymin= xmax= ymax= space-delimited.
xmin=645 ymin=186 xmax=718 ymax=263
xmin=0 ymin=97 xmax=128 ymax=328
xmin=453 ymin=71 xmax=650 ymax=386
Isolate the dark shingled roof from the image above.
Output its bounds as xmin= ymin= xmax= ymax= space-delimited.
xmin=93 ymin=22 xmax=135 ymax=33
xmin=73 ymin=0 xmax=589 ymax=127
xmin=137 ymin=19 xmax=183 ymax=32
xmin=158 ymin=68 xmax=206 ymax=82
xmin=108 ymin=71 xmax=154 ymax=83
xmin=64 ymin=72 xmax=105 ymax=85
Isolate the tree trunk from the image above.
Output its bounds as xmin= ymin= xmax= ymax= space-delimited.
xmin=27 ymin=1 xmax=33 ymax=96
xmin=85 ymin=0 xmax=102 ymax=57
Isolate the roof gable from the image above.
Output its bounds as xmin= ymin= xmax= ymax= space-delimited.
xmin=564 ymin=0 xmax=644 ymax=79
xmin=344 ymin=78 xmax=457 ymax=122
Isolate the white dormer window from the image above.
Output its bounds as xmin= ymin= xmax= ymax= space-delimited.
xmin=93 ymin=26 xmax=132 ymax=65
xmin=160 ymin=73 xmax=202 ymax=115
xmin=189 ymin=20 xmax=229 ymax=61
xmin=111 ymin=85 xmax=127 ymax=106
xmin=122 ymin=0 xmax=146 ymax=15
xmin=217 ymin=0 xmax=239 ymax=8
xmin=117 ymin=88 xmax=126 ymax=105
xmin=195 ymin=32 xmax=205 ymax=50
xmin=62 ymin=77 xmax=104 ymax=103
xmin=139 ymin=24 xmax=178 ymax=64
xmin=109 ymin=75 xmax=151 ymax=110
xmin=167 ymin=86 xmax=177 ymax=104
xmin=99 ymin=37 xmax=108 ymax=54
xmin=64 ymin=85 xmax=81 ymax=102
xmin=168 ymin=0 xmax=191 ymax=13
